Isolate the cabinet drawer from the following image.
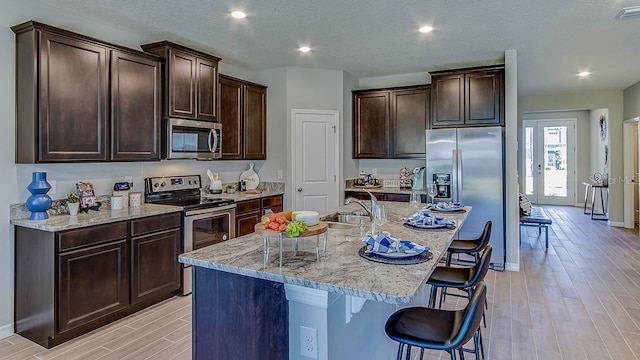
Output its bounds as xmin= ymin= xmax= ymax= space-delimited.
xmin=236 ymin=199 xmax=261 ymax=214
xmin=236 ymin=210 xmax=261 ymax=237
xmin=130 ymin=213 xmax=181 ymax=237
xmin=261 ymin=195 xmax=282 ymax=209
xmin=58 ymin=222 xmax=127 ymax=252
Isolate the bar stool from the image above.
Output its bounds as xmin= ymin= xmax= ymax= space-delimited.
xmin=385 ymin=282 xmax=487 ymax=360
xmin=445 ymin=221 xmax=492 ymax=266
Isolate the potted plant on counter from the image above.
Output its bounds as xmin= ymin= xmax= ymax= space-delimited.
xmin=67 ymin=192 xmax=80 ymax=216
xmin=226 ymin=184 xmax=236 ymax=194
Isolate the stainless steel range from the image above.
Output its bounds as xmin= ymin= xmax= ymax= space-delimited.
xmin=145 ymin=175 xmax=236 ymax=295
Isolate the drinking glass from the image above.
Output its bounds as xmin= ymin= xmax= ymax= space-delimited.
xmin=409 ymin=192 xmax=422 ymax=211
xmin=374 ymin=204 xmax=387 ymax=229
xmin=428 ymin=183 xmax=438 ymax=204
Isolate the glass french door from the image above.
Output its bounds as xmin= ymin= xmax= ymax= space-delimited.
xmin=523 ymin=119 xmax=576 ymax=205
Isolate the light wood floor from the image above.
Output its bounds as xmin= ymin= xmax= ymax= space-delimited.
xmin=1 ymin=205 xmax=638 ymax=360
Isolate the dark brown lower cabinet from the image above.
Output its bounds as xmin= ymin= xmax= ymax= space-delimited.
xmin=345 ymin=191 xmax=426 ymax=203
xmin=15 ymin=212 xmax=182 ymax=348
xmin=235 ymin=195 xmax=284 ymax=237
xmin=58 ymin=240 xmax=129 ymax=334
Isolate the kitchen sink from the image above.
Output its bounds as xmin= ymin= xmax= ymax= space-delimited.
xmin=321 ymin=211 xmax=368 ymax=228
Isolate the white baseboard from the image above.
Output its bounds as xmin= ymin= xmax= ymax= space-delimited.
xmin=608 ymin=221 xmax=625 ymax=227
xmin=0 ymin=323 xmax=14 ymax=339
xmin=505 ymin=262 xmax=520 ymax=272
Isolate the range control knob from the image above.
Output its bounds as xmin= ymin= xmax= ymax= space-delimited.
xmin=153 ymin=183 xmax=159 ymax=188
xmin=160 ymin=182 xmax=165 ymax=187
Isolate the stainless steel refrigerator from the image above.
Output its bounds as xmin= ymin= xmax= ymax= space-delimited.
xmin=426 ymin=127 xmax=505 ymax=269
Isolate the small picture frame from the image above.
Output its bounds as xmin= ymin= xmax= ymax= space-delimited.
xmin=76 ymin=181 xmax=96 ymax=209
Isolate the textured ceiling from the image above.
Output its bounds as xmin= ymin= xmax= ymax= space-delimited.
xmin=38 ymin=0 xmax=640 ymax=95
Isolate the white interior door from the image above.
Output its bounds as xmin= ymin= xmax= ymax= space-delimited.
xmin=291 ymin=109 xmax=339 ymax=212
xmin=523 ymin=119 xmax=576 ymax=205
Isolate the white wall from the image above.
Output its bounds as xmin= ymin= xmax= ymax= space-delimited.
xmin=519 ymin=90 xmax=625 ymax=225
xmin=624 ymin=81 xmax=640 ymax=121
xmin=342 ymin=72 xmax=359 ymax=200
xmin=357 ymin=71 xmax=430 ymax=90
xmin=590 ymin=109 xmax=610 ymax=183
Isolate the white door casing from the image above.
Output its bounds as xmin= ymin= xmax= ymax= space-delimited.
xmin=523 ymin=119 xmax=576 ymax=206
xmin=291 ymin=109 xmax=339 ymax=212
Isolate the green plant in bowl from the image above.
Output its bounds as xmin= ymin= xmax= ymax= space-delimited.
xmin=67 ymin=193 xmax=80 ymax=203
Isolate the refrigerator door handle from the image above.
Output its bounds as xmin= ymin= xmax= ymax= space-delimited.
xmin=457 ymin=149 xmax=463 ymax=203
xmin=452 ymin=149 xmax=458 ymax=202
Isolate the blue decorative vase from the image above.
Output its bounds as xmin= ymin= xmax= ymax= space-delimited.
xmin=26 ymin=172 xmax=52 ymax=220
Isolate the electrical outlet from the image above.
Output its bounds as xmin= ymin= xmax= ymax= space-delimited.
xmin=277 ymin=170 xmax=283 ymax=179
xmin=48 ymin=180 xmax=57 ymax=195
xmin=124 ymin=176 xmax=133 ymax=183
xmin=383 ymin=179 xmax=400 ymax=187
xmin=300 ymin=326 xmax=318 ymax=359
xmin=371 ymin=168 xmax=377 ymax=176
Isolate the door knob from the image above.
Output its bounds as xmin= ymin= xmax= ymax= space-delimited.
xmin=297 ymin=187 xmax=302 ymax=192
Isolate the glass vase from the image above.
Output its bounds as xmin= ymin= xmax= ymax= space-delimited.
xmin=26 ymin=172 xmax=52 ymax=220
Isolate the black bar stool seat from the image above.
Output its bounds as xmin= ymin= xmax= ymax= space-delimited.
xmin=446 ymin=221 xmax=492 ymax=266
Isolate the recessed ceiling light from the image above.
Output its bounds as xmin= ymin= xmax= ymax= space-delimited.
xmin=578 ymin=71 xmax=591 ymax=77
xmin=299 ymin=46 xmax=311 ymax=53
xmin=419 ymin=26 xmax=434 ymax=33
xmin=231 ymin=11 xmax=246 ymax=19
xmin=618 ymin=6 xmax=640 ymax=19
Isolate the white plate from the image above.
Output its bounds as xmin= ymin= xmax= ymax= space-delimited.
xmin=374 ymin=250 xmax=425 ymax=258
xmin=433 ymin=207 xmax=464 ymax=212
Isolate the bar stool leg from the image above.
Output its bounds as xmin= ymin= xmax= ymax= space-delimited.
xmin=405 ymin=345 xmax=412 ymax=360
xmin=590 ymin=186 xmax=597 ymax=220
xmin=448 ymin=349 xmax=456 ymax=360
xmin=396 ymin=343 xmax=404 ymax=360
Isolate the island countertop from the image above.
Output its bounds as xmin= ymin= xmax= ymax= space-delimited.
xmin=179 ymin=201 xmax=470 ymax=304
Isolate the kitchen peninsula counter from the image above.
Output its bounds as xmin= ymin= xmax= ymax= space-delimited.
xmin=180 ymin=201 xmax=471 ymax=360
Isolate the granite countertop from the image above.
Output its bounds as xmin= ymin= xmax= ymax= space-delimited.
xmin=11 ymin=203 xmax=183 ymax=232
xmin=345 ymin=187 xmax=421 ymax=194
xmin=179 ymin=201 xmax=471 ymax=304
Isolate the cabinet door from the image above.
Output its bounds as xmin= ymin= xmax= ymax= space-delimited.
xmin=196 ymin=57 xmax=218 ymax=122
xmin=244 ymin=84 xmax=267 ymax=159
xmin=383 ymin=193 xmax=410 ymax=202
xmin=219 ymin=76 xmax=243 ymax=159
xmin=392 ymin=88 xmax=430 ymax=158
xmin=58 ymin=239 xmax=128 ymax=334
xmin=38 ymin=31 xmax=108 ymax=162
xmin=168 ymin=48 xmax=196 ymax=119
xmin=262 ymin=195 xmax=283 ymax=215
xmin=430 ymin=73 xmax=464 ymax=128
xmin=236 ymin=210 xmax=261 ymax=237
xmin=131 ymin=229 xmax=181 ymax=304
xmin=110 ymin=50 xmax=161 ymax=161
xmin=353 ymin=92 xmax=390 ymax=158
xmin=465 ymin=70 xmax=503 ymax=126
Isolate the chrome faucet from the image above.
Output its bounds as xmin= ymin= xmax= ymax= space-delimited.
xmin=344 ymin=189 xmax=379 ymax=234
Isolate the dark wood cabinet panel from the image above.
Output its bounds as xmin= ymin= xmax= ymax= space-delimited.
xmin=57 ymin=222 xmax=127 ymax=252
xmin=431 ymin=74 xmax=464 ymax=127
xmin=261 ymin=195 xmax=283 ymax=214
xmin=466 ymin=70 xmax=503 ymax=125
xmin=353 ymin=92 xmax=391 ymax=158
xmin=430 ymin=66 xmax=504 ymax=128
xmin=244 ymin=84 xmax=267 ymax=159
xmin=219 ymin=74 xmax=268 ymax=160
xmin=345 ymin=191 xmax=384 ymax=201
xmin=57 ymin=239 xmax=128 ymax=334
xmin=38 ymin=31 xmax=109 ymax=162
xmin=131 ymin=229 xmax=181 ymax=304
xmin=168 ymin=48 xmax=196 ymax=119
xmin=236 ymin=210 xmax=261 ymax=237
xmin=130 ymin=212 xmax=181 ymax=237
xmin=110 ymin=50 xmax=161 ymax=161
xmin=196 ymin=58 xmax=218 ymax=121
xmin=353 ymin=85 xmax=430 ymax=159
xmin=142 ymin=41 xmax=221 ymax=123
xmin=219 ymin=76 xmax=243 ymax=159
xmin=392 ymin=87 xmax=430 ymax=158
xmin=345 ymin=191 xmax=426 ymax=203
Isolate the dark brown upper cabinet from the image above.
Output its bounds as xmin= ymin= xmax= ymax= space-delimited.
xmin=430 ymin=65 xmax=504 ymax=128
xmin=353 ymin=85 xmax=430 ymax=159
xmin=110 ymin=50 xmax=161 ymax=161
xmin=141 ymin=41 xmax=221 ymax=122
xmin=219 ymin=74 xmax=267 ymax=160
xmin=12 ymin=21 xmax=162 ymax=163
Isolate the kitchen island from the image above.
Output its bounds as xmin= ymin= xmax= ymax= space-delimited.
xmin=179 ymin=201 xmax=471 ymax=360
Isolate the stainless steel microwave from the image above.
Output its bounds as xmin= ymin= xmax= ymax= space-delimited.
xmin=164 ymin=118 xmax=222 ymax=160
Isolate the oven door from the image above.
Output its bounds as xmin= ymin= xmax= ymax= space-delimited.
xmin=182 ymin=205 xmax=236 ymax=294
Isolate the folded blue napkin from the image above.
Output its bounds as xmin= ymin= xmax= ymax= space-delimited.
xmin=403 ymin=210 xmax=455 ymax=226
xmin=362 ymin=231 xmax=428 ymax=254
xmin=427 ymin=201 xmax=464 ymax=210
